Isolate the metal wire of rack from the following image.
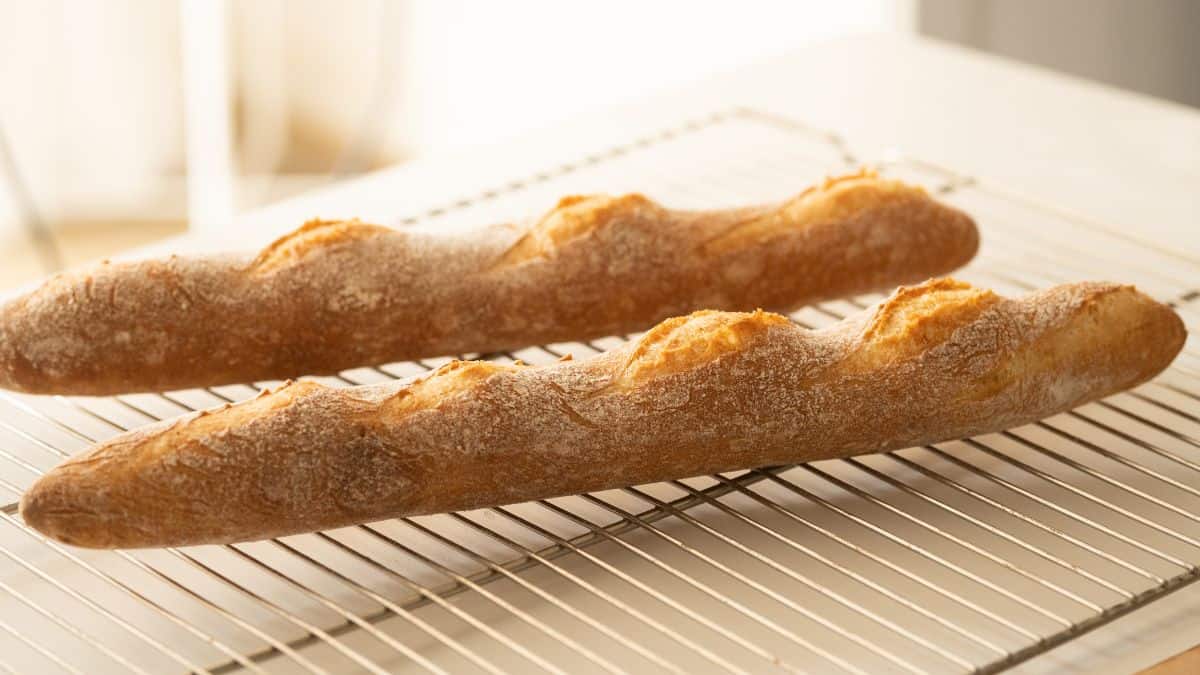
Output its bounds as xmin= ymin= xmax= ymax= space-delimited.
xmin=0 ymin=109 xmax=1196 ymax=674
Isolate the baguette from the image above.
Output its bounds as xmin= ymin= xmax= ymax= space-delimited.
xmin=0 ymin=169 xmax=978 ymax=395
xmin=20 ymin=278 xmax=1185 ymax=549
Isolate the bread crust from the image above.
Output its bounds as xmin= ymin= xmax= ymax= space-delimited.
xmin=0 ymin=170 xmax=978 ymax=394
xmin=19 ymin=278 xmax=1184 ymax=548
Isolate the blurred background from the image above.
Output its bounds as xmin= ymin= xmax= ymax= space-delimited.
xmin=0 ymin=0 xmax=1196 ymax=290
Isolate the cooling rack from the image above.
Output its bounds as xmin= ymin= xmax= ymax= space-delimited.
xmin=0 ymin=109 xmax=1197 ymax=674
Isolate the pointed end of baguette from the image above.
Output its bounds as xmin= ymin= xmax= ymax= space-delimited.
xmin=19 ymin=476 xmax=77 ymax=545
xmin=19 ymin=455 xmax=145 ymax=549
xmin=0 ymin=274 xmax=116 ymax=395
xmin=975 ymin=282 xmax=1185 ymax=405
xmin=20 ymin=378 xmax=338 ymax=548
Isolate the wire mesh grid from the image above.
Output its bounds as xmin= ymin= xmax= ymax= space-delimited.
xmin=0 ymin=109 xmax=1197 ymax=674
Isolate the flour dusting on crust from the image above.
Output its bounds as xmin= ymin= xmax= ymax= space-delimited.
xmin=0 ymin=171 xmax=979 ymax=394
xmin=17 ymin=279 xmax=1185 ymax=547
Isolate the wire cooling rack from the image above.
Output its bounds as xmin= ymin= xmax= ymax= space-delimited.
xmin=0 ymin=109 xmax=1197 ymax=674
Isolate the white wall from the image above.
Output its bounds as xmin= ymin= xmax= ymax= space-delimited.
xmin=271 ymin=0 xmax=913 ymax=163
xmin=920 ymin=0 xmax=1200 ymax=108
xmin=391 ymin=1 xmax=912 ymax=157
xmin=0 ymin=0 xmax=183 ymax=242
xmin=0 ymin=0 xmax=912 ymax=244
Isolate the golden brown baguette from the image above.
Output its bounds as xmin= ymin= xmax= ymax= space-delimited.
xmin=20 ymin=278 xmax=1184 ymax=548
xmin=0 ymin=169 xmax=977 ymax=395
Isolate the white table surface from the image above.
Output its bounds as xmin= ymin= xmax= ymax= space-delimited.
xmin=15 ymin=33 xmax=1195 ymax=673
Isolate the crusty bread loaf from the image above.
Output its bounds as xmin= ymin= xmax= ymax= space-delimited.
xmin=20 ymin=278 xmax=1184 ymax=548
xmin=0 ymin=169 xmax=978 ymax=395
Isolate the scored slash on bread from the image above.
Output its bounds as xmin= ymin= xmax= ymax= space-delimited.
xmin=0 ymin=169 xmax=978 ymax=395
xmin=19 ymin=278 xmax=1185 ymax=548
